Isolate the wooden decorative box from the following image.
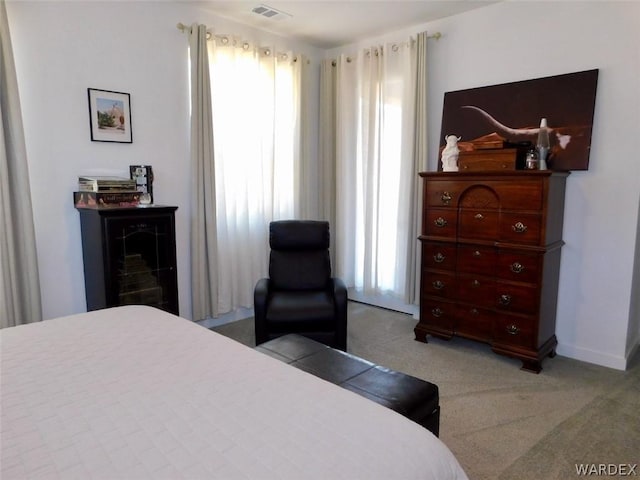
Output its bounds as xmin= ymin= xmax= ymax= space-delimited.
xmin=458 ymin=148 xmax=519 ymax=171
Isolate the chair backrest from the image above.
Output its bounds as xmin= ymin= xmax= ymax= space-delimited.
xmin=269 ymin=220 xmax=331 ymax=291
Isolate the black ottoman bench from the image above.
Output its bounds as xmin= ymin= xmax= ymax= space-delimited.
xmin=255 ymin=334 xmax=440 ymax=437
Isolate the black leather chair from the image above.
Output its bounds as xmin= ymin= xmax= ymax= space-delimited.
xmin=254 ymin=220 xmax=347 ymax=351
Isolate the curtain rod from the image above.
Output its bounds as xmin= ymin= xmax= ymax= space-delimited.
xmin=177 ymin=22 xmax=441 ymax=42
xmin=177 ymin=22 xmax=212 ymax=39
xmin=329 ymin=32 xmax=441 ymax=66
xmin=177 ymin=23 xmax=310 ymax=62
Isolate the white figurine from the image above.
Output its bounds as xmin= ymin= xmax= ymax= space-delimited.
xmin=441 ymin=135 xmax=461 ymax=172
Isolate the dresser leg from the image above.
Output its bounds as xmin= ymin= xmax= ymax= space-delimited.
xmin=520 ymin=359 xmax=542 ymax=374
xmin=548 ymin=349 xmax=557 ymax=358
xmin=414 ymin=328 xmax=429 ymax=343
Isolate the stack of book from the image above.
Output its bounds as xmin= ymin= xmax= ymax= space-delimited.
xmin=74 ymin=176 xmax=140 ymax=208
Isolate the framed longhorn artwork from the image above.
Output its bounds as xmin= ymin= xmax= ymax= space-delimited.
xmin=439 ymin=69 xmax=599 ymax=171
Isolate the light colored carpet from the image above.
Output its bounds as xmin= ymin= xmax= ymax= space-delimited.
xmin=211 ymin=302 xmax=640 ymax=480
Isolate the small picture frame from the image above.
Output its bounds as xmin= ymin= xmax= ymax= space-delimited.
xmin=87 ymin=88 xmax=132 ymax=143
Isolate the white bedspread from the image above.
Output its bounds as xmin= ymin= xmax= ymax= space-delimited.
xmin=1 ymin=306 xmax=467 ymax=479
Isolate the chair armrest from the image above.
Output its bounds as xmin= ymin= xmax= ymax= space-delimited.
xmin=254 ymin=278 xmax=271 ymax=345
xmin=332 ymin=277 xmax=347 ymax=304
xmin=331 ymin=277 xmax=348 ymax=351
xmin=254 ymin=278 xmax=271 ymax=306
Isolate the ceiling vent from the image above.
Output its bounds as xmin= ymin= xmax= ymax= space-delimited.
xmin=251 ymin=4 xmax=292 ymax=21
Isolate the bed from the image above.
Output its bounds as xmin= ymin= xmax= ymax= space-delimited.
xmin=1 ymin=305 xmax=467 ymax=479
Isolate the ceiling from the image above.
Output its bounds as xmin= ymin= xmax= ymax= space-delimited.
xmin=197 ymin=1 xmax=500 ymax=49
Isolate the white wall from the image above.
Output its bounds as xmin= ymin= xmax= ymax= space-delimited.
xmin=327 ymin=1 xmax=640 ymax=369
xmin=6 ymin=1 xmax=322 ymax=322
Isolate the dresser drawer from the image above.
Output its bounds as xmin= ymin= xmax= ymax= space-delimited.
xmin=456 ymin=305 xmax=493 ymax=341
xmin=499 ymin=213 xmax=542 ymax=245
xmin=420 ymin=297 xmax=456 ymax=331
xmin=496 ymin=250 xmax=542 ymax=283
xmin=422 ymin=271 xmax=457 ymax=299
xmin=422 ymin=242 xmax=457 ymax=270
xmin=458 ymin=184 xmax=500 ymax=209
xmin=424 ymin=209 xmax=457 ymax=238
xmin=458 ymin=274 xmax=496 ymax=308
xmin=495 ymin=282 xmax=539 ymax=314
xmin=458 ymin=245 xmax=497 ymax=276
xmin=424 ymin=181 xmax=463 ymax=207
xmin=459 ymin=210 xmax=499 ymax=240
xmin=422 ymin=174 xmax=546 ymax=210
xmin=492 ymin=315 xmax=536 ymax=349
xmin=493 ymin=181 xmax=544 ymax=211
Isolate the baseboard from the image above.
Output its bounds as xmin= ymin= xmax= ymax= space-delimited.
xmin=348 ymin=289 xmax=419 ymax=316
xmin=197 ymin=294 xmax=420 ymax=329
xmin=626 ymin=339 xmax=640 ymax=369
xmin=197 ymin=307 xmax=254 ymax=329
xmin=556 ymin=342 xmax=628 ymax=371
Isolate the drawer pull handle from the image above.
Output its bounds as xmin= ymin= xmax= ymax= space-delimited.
xmin=441 ymin=192 xmax=452 ymax=205
xmin=431 ymin=307 xmax=443 ymax=318
xmin=472 ymin=280 xmax=480 ymax=287
xmin=474 ymin=213 xmax=484 ymax=220
xmin=472 ymin=250 xmax=481 ymax=257
xmin=470 ymin=308 xmax=479 ymax=316
xmin=506 ymin=324 xmax=520 ymax=335
xmin=510 ymin=262 xmax=524 ymax=274
xmin=433 ymin=253 xmax=445 ymax=263
xmin=512 ymin=222 xmax=528 ymax=233
xmin=432 ymin=280 xmax=445 ymax=290
xmin=499 ymin=294 xmax=512 ymax=305
xmin=434 ymin=217 xmax=448 ymax=228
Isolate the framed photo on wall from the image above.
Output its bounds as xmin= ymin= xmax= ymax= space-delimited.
xmin=87 ymin=88 xmax=133 ymax=143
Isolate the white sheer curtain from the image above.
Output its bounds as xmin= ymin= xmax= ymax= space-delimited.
xmin=322 ymin=34 xmax=426 ymax=307
xmin=1 ymin=0 xmax=42 ymax=328
xmin=189 ymin=28 xmax=306 ymax=319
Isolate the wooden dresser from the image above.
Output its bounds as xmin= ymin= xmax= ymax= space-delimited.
xmin=415 ymin=171 xmax=569 ymax=372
